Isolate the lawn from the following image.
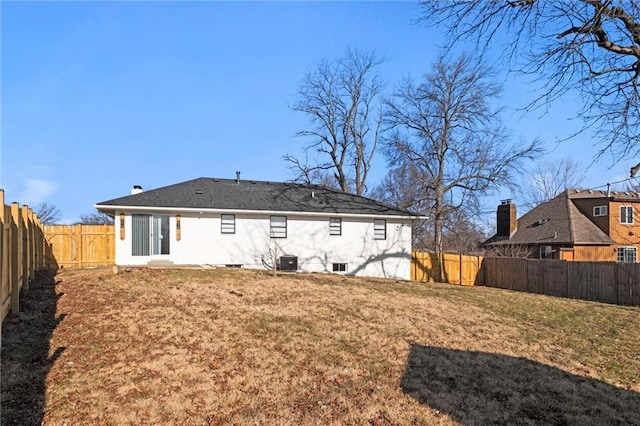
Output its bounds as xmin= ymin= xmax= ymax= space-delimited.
xmin=2 ymin=267 xmax=639 ymax=425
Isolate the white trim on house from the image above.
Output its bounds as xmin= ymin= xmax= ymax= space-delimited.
xmin=593 ymin=205 xmax=607 ymax=217
xmin=620 ymin=205 xmax=634 ymax=224
xmin=95 ymin=204 xmax=428 ymax=220
xmin=617 ymin=246 xmax=637 ymax=263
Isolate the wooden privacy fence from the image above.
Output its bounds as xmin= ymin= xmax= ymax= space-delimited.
xmin=44 ymin=224 xmax=115 ymax=269
xmin=482 ymin=257 xmax=640 ymax=306
xmin=411 ymin=252 xmax=484 ymax=286
xmin=0 ymin=189 xmax=48 ymax=322
xmin=411 ymin=252 xmax=640 ymax=306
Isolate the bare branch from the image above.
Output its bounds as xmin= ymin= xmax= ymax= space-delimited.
xmin=421 ymin=0 xmax=640 ymax=162
xmin=518 ymin=158 xmax=587 ymax=210
xmin=285 ymin=49 xmax=384 ymax=195
xmin=34 ymin=202 xmax=61 ymax=225
xmin=76 ymin=212 xmax=114 ymax=225
xmin=382 ymin=53 xmax=541 ymax=254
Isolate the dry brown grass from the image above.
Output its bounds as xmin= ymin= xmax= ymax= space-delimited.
xmin=2 ymin=267 xmax=639 ymax=425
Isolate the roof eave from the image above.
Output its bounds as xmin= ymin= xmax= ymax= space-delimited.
xmin=484 ymin=240 xmax=613 ymax=246
xmin=94 ymin=204 xmax=426 ymax=220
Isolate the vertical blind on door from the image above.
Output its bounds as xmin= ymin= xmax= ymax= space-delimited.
xmin=132 ymin=214 xmax=151 ymax=256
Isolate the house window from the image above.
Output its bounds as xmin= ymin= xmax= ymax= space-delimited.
xmin=332 ymin=263 xmax=347 ymax=272
xmin=221 ymin=214 xmax=235 ymax=234
xmin=593 ymin=205 xmax=607 ymax=217
xmin=617 ymin=247 xmax=637 ymax=263
xmin=132 ymin=214 xmax=150 ymax=256
xmin=539 ymin=245 xmax=553 ymax=259
xmin=270 ymin=216 xmax=287 ymax=238
xmin=374 ymin=219 xmax=386 ymax=240
xmin=330 ymin=217 xmax=342 ymax=236
xmin=621 ymin=206 xmax=634 ymax=224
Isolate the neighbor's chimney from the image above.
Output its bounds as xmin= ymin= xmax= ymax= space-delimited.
xmin=131 ymin=185 xmax=143 ymax=195
xmin=496 ymin=199 xmax=516 ymax=239
xmin=235 ymin=171 xmax=241 ymax=184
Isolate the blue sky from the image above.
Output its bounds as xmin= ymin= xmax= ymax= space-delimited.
xmin=1 ymin=1 xmax=633 ymax=225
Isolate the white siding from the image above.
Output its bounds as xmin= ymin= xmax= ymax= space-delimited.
xmin=115 ymin=211 xmax=413 ymax=280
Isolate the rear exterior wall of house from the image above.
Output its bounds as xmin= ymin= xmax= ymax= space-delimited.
xmin=113 ymin=212 xmax=413 ymax=280
xmin=571 ymin=197 xmax=640 ymax=263
xmin=570 ymin=246 xmax=617 ymax=262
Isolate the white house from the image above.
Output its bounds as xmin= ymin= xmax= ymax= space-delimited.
xmin=95 ymin=176 xmax=422 ymax=280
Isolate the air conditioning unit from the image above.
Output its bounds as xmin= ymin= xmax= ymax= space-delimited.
xmin=278 ymin=255 xmax=298 ymax=272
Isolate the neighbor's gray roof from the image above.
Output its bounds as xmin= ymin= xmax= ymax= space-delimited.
xmin=96 ymin=177 xmax=419 ymax=217
xmin=484 ymin=191 xmax=613 ymax=246
xmin=567 ymin=188 xmax=640 ymax=202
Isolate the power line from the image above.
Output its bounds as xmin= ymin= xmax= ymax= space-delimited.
xmin=589 ymin=176 xmax=640 ymax=191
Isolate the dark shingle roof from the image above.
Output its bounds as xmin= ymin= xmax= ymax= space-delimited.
xmin=484 ymin=191 xmax=613 ymax=246
xmin=96 ymin=177 xmax=419 ymax=217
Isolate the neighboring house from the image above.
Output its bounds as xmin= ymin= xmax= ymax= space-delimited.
xmin=95 ymin=176 xmax=422 ymax=280
xmin=483 ymin=189 xmax=640 ymax=263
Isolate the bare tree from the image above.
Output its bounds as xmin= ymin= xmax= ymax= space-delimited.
xmin=286 ymin=49 xmax=384 ymax=195
xmin=76 ymin=212 xmax=114 ymax=225
xmin=520 ymin=158 xmax=587 ymax=210
xmin=441 ymin=209 xmax=487 ymax=254
xmin=421 ymin=0 xmax=640 ymax=161
xmin=34 ymin=202 xmax=61 ymax=225
xmin=371 ymin=163 xmax=427 ymax=213
xmin=373 ymin=166 xmax=487 ymax=253
xmin=383 ymin=53 xmax=541 ymax=254
xmin=371 ymin=164 xmax=432 ymax=247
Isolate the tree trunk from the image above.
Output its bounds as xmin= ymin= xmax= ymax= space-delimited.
xmin=434 ymin=182 xmax=444 ymax=255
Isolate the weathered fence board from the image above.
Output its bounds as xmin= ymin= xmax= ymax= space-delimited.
xmin=617 ymin=264 xmax=640 ymax=306
xmin=546 ymin=260 xmax=567 ymax=298
xmin=412 ymin=252 xmax=640 ymax=306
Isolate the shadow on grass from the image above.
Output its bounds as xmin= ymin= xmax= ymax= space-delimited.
xmin=401 ymin=344 xmax=640 ymax=424
xmin=1 ymin=270 xmax=65 ymax=426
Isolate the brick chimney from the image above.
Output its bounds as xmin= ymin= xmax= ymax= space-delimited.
xmin=496 ymin=199 xmax=516 ymax=239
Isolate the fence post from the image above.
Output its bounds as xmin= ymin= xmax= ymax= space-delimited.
xmin=40 ymin=217 xmax=46 ymax=270
xmin=75 ymin=225 xmax=83 ymax=268
xmin=1 ymin=191 xmax=9 ymax=320
xmin=34 ymin=214 xmax=41 ymax=270
xmin=532 ymin=259 xmax=536 ymax=292
xmin=411 ymin=251 xmax=416 ymax=281
xmin=10 ymin=202 xmax=22 ymax=314
xmin=615 ymin=262 xmax=620 ymax=305
xmin=27 ymin=207 xmax=36 ymax=283
xmin=21 ymin=205 xmax=30 ymax=291
xmin=563 ymin=260 xmax=569 ymax=299
xmin=40 ymin=216 xmax=46 ymax=270
xmin=28 ymin=209 xmax=35 ymax=277
xmin=41 ymin=218 xmax=46 ymax=268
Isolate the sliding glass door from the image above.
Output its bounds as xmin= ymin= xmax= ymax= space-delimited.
xmin=132 ymin=214 xmax=170 ymax=257
xmin=152 ymin=215 xmax=170 ymax=255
